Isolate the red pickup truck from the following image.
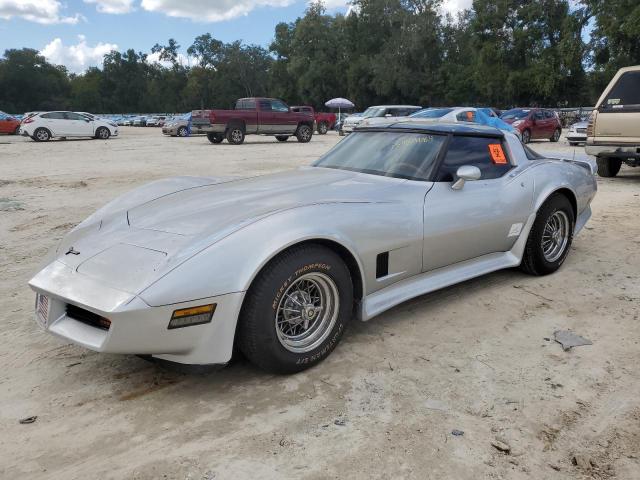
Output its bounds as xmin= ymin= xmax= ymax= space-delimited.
xmin=192 ymin=97 xmax=314 ymax=145
xmin=291 ymin=106 xmax=336 ymax=135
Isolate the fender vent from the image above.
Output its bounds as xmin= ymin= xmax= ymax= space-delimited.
xmin=376 ymin=252 xmax=389 ymax=279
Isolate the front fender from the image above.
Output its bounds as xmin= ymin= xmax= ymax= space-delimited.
xmin=139 ymin=201 xmax=423 ymax=307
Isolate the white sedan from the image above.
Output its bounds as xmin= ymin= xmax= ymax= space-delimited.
xmin=20 ymin=111 xmax=118 ymax=142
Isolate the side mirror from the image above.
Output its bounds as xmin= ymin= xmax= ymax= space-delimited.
xmin=384 ymin=113 xmax=392 ymax=117
xmin=451 ymin=165 xmax=481 ymax=190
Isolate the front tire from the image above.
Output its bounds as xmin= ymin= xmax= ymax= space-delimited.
xmin=596 ymin=157 xmax=621 ymax=178
xmin=207 ymin=133 xmax=224 ymax=144
xmin=95 ymin=127 xmax=110 ymax=140
xmin=550 ymin=128 xmax=561 ymax=142
xmin=237 ymin=244 xmax=353 ymax=374
xmin=521 ymin=129 xmax=531 ymax=144
xmin=178 ymin=126 xmax=188 ymax=137
xmin=521 ymin=194 xmax=574 ymax=276
xmin=295 ymin=124 xmax=313 ymax=143
xmin=33 ymin=128 xmax=51 ymax=142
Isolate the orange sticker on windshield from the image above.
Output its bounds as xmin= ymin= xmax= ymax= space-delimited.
xmin=488 ymin=144 xmax=507 ymax=164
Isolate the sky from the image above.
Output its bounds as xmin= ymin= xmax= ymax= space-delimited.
xmin=0 ymin=0 xmax=472 ymax=73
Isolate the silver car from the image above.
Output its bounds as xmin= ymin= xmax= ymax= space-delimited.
xmin=340 ymin=105 xmax=421 ymax=135
xmin=29 ymin=122 xmax=596 ymax=374
xmin=566 ymin=120 xmax=588 ymax=146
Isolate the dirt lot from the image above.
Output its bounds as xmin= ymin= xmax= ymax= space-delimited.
xmin=1 ymin=127 xmax=639 ymax=480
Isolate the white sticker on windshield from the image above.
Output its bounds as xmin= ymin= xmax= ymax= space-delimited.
xmin=508 ymin=223 xmax=523 ymax=237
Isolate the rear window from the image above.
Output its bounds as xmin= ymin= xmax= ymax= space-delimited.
xmin=500 ymin=109 xmax=530 ymax=120
xmin=235 ymin=99 xmax=256 ymax=110
xmin=603 ymin=71 xmax=640 ymax=109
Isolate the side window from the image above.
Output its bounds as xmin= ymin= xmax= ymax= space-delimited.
xmin=65 ymin=112 xmax=85 ymax=120
xmin=236 ymin=99 xmax=255 ymax=110
xmin=436 ymin=136 xmax=512 ymax=182
xmin=603 ymin=71 xmax=640 ymax=108
xmin=271 ymin=100 xmax=289 ymax=112
xmin=456 ymin=111 xmax=476 ymax=122
xmin=42 ymin=112 xmax=65 ymax=119
xmin=533 ymin=111 xmax=544 ymax=120
xmin=543 ymin=110 xmax=554 ymax=119
xmin=258 ymin=99 xmax=272 ymax=111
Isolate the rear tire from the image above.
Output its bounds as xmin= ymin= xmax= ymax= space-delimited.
xmin=295 ymin=124 xmax=313 ymax=143
xmin=520 ymin=194 xmax=574 ymax=276
xmin=596 ymin=157 xmax=621 ymax=177
xmin=226 ymin=125 xmax=245 ymax=145
xmin=237 ymin=244 xmax=353 ymax=374
xmin=33 ymin=128 xmax=51 ymax=142
xmin=275 ymin=135 xmax=289 ymax=142
xmin=317 ymin=122 xmax=328 ymax=135
xmin=550 ymin=128 xmax=561 ymax=142
xmin=13 ymin=126 xmax=19 ymax=135
xmin=207 ymin=133 xmax=224 ymax=144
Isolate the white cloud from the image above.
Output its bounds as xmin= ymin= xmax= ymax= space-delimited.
xmin=140 ymin=0 xmax=295 ymax=22
xmin=0 ymin=0 xmax=82 ymax=24
xmin=147 ymin=51 xmax=194 ymax=68
xmin=321 ymin=0 xmax=349 ymax=8
xmin=83 ymin=0 xmax=134 ymax=14
xmin=441 ymin=0 xmax=472 ymax=16
xmin=40 ymin=35 xmax=118 ymax=73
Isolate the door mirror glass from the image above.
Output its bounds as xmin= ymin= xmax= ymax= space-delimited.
xmin=452 ymin=165 xmax=481 ymax=190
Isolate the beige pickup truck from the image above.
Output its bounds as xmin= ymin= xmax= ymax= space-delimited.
xmin=586 ymin=65 xmax=640 ymax=177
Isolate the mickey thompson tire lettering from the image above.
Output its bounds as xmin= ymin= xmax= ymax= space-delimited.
xmin=237 ymin=244 xmax=353 ymax=374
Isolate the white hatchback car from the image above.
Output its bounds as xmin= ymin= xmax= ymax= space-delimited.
xmin=20 ymin=111 xmax=118 ymax=142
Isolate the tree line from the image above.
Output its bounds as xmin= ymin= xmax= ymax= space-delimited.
xmin=0 ymin=0 xmax=638 ymax=114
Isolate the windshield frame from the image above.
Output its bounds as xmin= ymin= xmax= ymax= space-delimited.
xmin=500 ymin=109 xmax=531 ymax=120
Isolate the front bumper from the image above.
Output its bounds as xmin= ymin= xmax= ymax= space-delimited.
xmin=162 ymin=127 xmax=177 ymax=135
xmin=29 ymin=261 xmax=245 ymax=365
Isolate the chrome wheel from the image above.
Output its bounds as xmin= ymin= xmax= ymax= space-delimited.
xmin=35 ymin=129 xmax=49 ymax=141
xmin=299 ymin=126 xmax=312 ymax=141
xmin=275 ymin=272 xmax=339 ymax=353
xmin=231 ymin=129 xmax=243 ymax=143
xmin=542 ymin=210 xmax=570 ymax=262
xmin=552 ymin=129 xmax=560 ymax=141
xmin=522 ymin=130 xmax=530 ymax=144
xmin=98 ymin=128 xmax=109 ymax=139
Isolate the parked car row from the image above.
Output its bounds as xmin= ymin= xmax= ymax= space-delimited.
xmin=0 ymin=110 xmax=21 ymax=134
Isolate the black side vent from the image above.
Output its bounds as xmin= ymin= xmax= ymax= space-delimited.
xmin=66 ymin=304 xmax=111 ymax=330
xmin=376 ymin=252 xmax=389 ymax=279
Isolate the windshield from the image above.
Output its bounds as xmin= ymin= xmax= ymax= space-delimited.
xmin=313 ymin=131 xmax=446 ymax=181
xmin=410 ymin=108 xmax=454 ymax=119
xmin=500 ymin=109 xmax=530 ymax=120
xmin=362 ymin=107 xmax=386 ymax=118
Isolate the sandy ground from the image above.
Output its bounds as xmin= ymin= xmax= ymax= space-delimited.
xmin=0 ymin=127 xmax=639 ymax=480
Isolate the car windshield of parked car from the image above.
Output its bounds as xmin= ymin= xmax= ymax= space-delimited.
xmin=410 ymin=108 xmax=454 ymax=119
xmin=312 ymin=131 xmax=446 ymax=181
xmin=500 ymin=109 xmax=530 ymax=120
xmin=362 ymin=107 xmax=386 ymax=118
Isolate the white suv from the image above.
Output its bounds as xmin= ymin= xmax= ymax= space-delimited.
xmin=20 ymin=111 xmax=118 ymax=142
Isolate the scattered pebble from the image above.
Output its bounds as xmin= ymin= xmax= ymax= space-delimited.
xmin=451 ymin=429 xmax=464 ymax=436
xmin=334 ymin=418 xmax=346 ymax=426
xmin=19 ymin=416 xmax=37 ymax=424
xmin=491 ymin=439 xmax=511 ymax=454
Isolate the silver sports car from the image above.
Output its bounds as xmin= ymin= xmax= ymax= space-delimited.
xmin=29 ymin=121 xmax=597 ymax=373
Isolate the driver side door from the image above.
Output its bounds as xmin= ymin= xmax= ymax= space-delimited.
xmin=422 ymin=135 xmax=534 ymax=272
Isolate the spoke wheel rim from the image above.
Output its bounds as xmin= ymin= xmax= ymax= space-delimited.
xmin=37 ymin=130 xmax=48 ymax=141
xmin=554 ymin=130 xmax=560 ymax=141
xmin=275 ymin=272 xmax=339 ymax=353
xmin=541 ymin=210 xmax=570 ymax=262
xmin=99 ymin=129 xmax=108 ymax=139
xmin=301 ymin=127 xmax=311 ymax=141
xmin=231 ymin=129 xmax=242 ymax=142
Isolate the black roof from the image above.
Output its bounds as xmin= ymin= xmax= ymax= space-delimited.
xmin=356 ymin=120 xmax=505 ymax=137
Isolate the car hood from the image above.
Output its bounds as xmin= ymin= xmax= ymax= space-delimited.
xmin=127 ymin=167 xmax=395 ymax=235
xmin=45 ymin=167 xmax=405 ymax=297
